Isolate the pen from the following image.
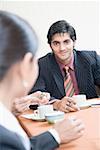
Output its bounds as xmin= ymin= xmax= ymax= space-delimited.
xmin=91 ymin=103 xmax=100 ymax=108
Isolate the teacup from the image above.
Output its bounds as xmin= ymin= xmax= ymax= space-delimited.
xmin=34 ymin=105 xmax=54 ymax=119
xmin=45 ymin=111 xmax=65 ymax=123
xmin=72 ymin=94 xmax=87 ymax=107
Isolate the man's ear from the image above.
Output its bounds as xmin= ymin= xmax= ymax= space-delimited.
xmin=73 ymin=40 xmax=76 ymax=48
xmin=19 ymin=52 xmax=33 ymax=81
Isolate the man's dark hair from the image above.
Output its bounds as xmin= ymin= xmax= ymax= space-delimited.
xmin=47 ymin=20 xmax=76 ymax=44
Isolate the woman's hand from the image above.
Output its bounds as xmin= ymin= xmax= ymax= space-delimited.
xmin=12 ymin=91 xmax=50 ymax=116
xmin=30 ymin=91 xmax=50 ymax=105
xmin=53 ymin=116 xmax=85 ymax=144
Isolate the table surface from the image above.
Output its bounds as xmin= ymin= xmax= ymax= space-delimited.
xmin=18 ymin=98 xmax=100 ymax=150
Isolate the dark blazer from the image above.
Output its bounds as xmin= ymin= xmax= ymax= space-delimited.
xmin=0 ymin=125 xmax=59 ymax=150
xmin=30 ymin=50 xmax=100 ymax=99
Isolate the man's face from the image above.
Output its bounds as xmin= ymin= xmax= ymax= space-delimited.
xmin=50 ymin=33 xmax=75 ymax=64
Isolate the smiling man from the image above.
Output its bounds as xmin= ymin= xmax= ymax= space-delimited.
xmin=30 ymin=20 xmax=100 ymax=113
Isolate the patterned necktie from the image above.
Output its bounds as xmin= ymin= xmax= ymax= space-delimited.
xmin=64 ymin=66 xmax=75 ymax=97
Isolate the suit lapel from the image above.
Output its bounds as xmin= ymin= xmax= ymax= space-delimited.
xmin=49 ymin=54 xmax=65 ymax=96
xmin=74 ymin=51 xmax=88 ymax=94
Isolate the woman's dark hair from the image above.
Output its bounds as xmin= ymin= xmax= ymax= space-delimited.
xmin=0 ymin=11 xmax=38 ymax=81
xmin=47 ymin=20 xmax=76 ymax=44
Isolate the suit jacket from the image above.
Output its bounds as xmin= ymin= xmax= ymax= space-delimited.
xmin=30 ymin=50 xmax=100 ymax=99
xmin=0 ymin=125 xmax=59 ymax=150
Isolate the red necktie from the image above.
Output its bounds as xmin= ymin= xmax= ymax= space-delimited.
xmin=64 ymin=66 xmax=75 ymax=97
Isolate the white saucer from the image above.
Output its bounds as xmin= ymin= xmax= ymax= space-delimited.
xmin=21 ymin=114 xmax=45 ymax=121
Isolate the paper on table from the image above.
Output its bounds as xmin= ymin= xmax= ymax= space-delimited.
xmin=78 ymin=99 xmax=100 ymax=109
xmin=86 ymin=99 xmax=100 ymax=106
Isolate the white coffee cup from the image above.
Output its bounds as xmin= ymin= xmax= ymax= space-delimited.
xmin=34 ymin=105 xmax=54 ymax=119
xmin=72 ymin=94 xmax=86 ymax=107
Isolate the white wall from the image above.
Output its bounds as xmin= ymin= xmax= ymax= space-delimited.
xmin=0 ymin=0 xmax=100 ymax=57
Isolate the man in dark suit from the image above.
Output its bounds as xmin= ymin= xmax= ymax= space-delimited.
xmin=31 ymin=20 xmax=100 ymax=113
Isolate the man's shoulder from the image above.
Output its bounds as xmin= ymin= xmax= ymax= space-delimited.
xmin=38 ymin=52 xmax=53 ymax=63
xmin=75 ymin=50 xmax=100 ymax=64
xmin=75 ymin=50 xmax=96 ymax=54
xmin=75 ymin=50 xmax=97 ymax=57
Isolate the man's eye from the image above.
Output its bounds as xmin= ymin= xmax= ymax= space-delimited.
xmin=64 ymin=40 xmax=70 ymax=44
xmin=53 ymin=41 xmax=59 ymax=46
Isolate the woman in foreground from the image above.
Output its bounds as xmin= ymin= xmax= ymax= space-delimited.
xmin=0 ymin=11 xmax=84 ymax=150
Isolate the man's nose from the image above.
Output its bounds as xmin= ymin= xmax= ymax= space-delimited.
xmin=60 ymin=43 xmax=66 ymax=50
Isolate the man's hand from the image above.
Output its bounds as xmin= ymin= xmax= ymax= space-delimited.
xmin=53 ymin=96 xmax=80 ymax=113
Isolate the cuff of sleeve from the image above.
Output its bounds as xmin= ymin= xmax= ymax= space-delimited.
xmin=48 ymin=128 xmax=61 ymax=144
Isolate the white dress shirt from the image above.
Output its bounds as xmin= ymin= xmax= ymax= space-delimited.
xmin=0 ymin=102 xmax=30 ymax=150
